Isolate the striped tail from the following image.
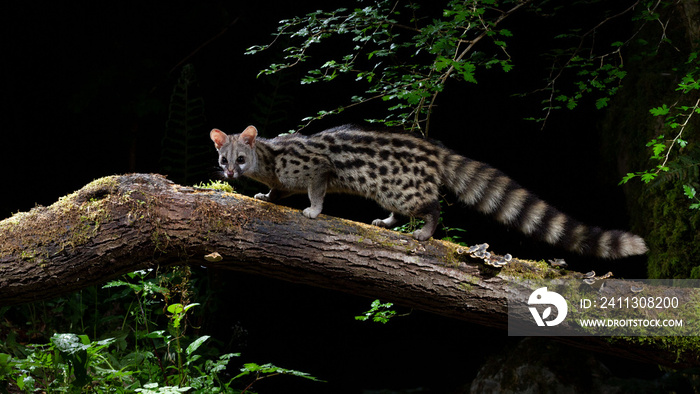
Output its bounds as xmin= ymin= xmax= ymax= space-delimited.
xmin=441 ymin=155 xmax=648 ymax=259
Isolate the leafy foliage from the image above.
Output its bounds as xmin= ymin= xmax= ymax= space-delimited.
xmin=355 ymin=300 xmax=400 ymax=324
xmin=525 ymin=1 xmax=695 ymax=127
xmin=620 ymin=51 xmax=700 ymax=211
xmin=234 ymin=362 xmax=325 ymax=392
xmin=245 ymin=0 xmax=684 ymax=135
xmin=683 ymin=185 xmax=700 ymax=210
xmin=0 ymin=267 xmax=322 ymax=393
xmin=643 ymin=181 xmax=700 ymax=279
xmin=247 ymin=0 xmax=525 ymax=135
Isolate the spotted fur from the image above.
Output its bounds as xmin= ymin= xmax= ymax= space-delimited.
xmin=210 ymin=125 xmax=647 ymax=258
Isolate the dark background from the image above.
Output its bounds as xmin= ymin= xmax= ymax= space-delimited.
xmin=2 ymin=1 xmax=658 ymax=392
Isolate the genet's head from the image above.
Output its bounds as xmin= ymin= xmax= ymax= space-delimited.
xmin=210 ymin=126 xmax=258 ymax=179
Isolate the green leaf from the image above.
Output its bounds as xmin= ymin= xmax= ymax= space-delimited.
xmin=499 ymin=28 xmax=513 ymax=37
xmin=355 ymin=299 xmax=397 ymax=324
xmin=641 ymin=172 xmax=657 ymax=183
xmin=141 ymin=330 xmax=168 ymax=340
xmin=51 ymin=333 xmax=88 ymax=354
xmin=595 ymin=97 xmax=610 ymax=109
xmin=458 ymin=62 xmax=478 ymax=83
xmin=649 ymin=104 xmax=670 ymax=116
xmin=167 ymin=303 xmax=184 ymax=314
xmin=619 ymin=172 xmax=637 ymax=184
xmin=651 ymin=142 xmax=667 ymax=159
xmin=102 ymin=280 xmax=142 ymax=292
xmin=434 ymin=56 xmax=451 ymax=72
xmin=186 ymin=335 xmax=210 ymax=356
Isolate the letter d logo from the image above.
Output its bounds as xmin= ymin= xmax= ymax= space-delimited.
xmin=528 ymin=287 xmax=567 ymax=327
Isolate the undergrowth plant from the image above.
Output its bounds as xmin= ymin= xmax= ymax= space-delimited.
xmin=355 ymin=300 xmax=399 ymax=324
xmin=0 ymin=267 xmax=321 ymax=393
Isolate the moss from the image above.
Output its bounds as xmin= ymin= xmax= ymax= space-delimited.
xmin=20 ymin=249 xmax=38 ymax=262
xmin=0 ymin=176 xmax=150 ymax=265
xmin=558 ymin=281 xmax=700 ymax=338
xmin=193 ymin=180 xmax=235 ymax=193
xmin=608 ymin=336 xmax=700 ymax=366
xmin=458 ymin=274 xmax=481 ymax=291
xmin=499 ymin=259 xmax=562 ymax=280
xmin=644 ymin=180 xmax=700 ymax=279
xmin=599 ymin=10 xmax=699 ymax=279
xmin=351 ymin=221 xmax=415 ymax=251
xmin=54 ymin=177 xmax=122 ymax=251
xmin=189 ymin=188 xmax=287 ymax=246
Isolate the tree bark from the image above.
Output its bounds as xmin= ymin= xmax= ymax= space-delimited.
xmin=0 ymin=174 xmax=536 ymax=322
xmin=0 ymin=174 xmax=696 ymax=368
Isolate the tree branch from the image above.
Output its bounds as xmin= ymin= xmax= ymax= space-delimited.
xmin=0 ymin=174 xmax=541 ymax=326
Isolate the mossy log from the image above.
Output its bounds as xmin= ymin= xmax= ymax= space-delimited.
xmin=0 ymin=174 xmax=696 ymax=368
xmin=0 ymin=174 xmax=552 ymax=320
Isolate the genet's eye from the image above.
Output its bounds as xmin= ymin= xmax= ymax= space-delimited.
xmin=220 ymin=157 xmax=228 ymax=165
xmin=236 ymin=156 xmax=245 ymax=164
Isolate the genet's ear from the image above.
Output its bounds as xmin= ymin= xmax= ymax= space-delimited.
xmin=210 ymin=129 xmax=228 ymax=150
xmin=239 ymin=125 xmax=258 ymax=148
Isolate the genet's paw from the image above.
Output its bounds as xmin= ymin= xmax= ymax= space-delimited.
xmin=254 ymin=193 xmax=270 ymax=201
xmin=302 ymin=207 xmax=321 ymax=219
xmin=412 ymin=227 xmax=432 ymax=241
xmin=372 ymin=219 xmax=388 ymax=228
